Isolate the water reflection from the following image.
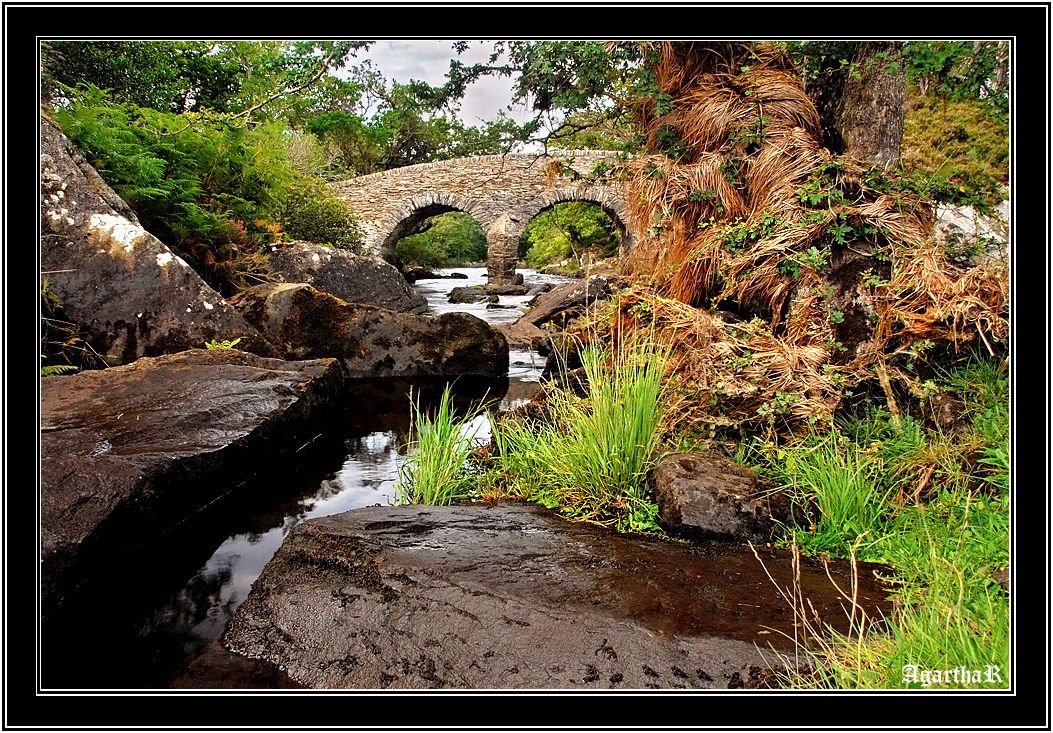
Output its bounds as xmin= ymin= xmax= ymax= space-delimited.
xmin=46 ymin=266 xmax=570 ymax=688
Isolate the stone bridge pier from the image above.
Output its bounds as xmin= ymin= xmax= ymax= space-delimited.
xmin=331 ymin=151 xmax=637 ymax=287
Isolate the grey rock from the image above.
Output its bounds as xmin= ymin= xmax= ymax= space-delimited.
xmin=934 ymin=194 xmax=1010 ymax=269
xmin=225 ymin=501 xmax=892 ymax=689
xmin=268 ymin=241 xmax=428 ymax=314
xmin=652 ymin=452 xmax=788 ymax=544
xmin=40 ymin=349 xmax=344 ymax=613
xmin=519 ymin=275 xmax=612 ymax=329
xmin=447 ymin=286 xmax=496 ymax=304
xmin=39 ymin=111 xmax=278 ymax=364
xmin=230 ymin=282 xmax=509 ymax=378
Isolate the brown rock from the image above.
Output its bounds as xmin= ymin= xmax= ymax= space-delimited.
xmin=225 ymin=501 xmax=893 ymax=689
xmin=651 ymin=452 xmax=788 ymax=543
xmin=230 ymin=282 xmax=508 ymax=378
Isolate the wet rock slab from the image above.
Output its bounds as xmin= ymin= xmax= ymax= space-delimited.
xmin=225 ymin=501 xmax=892 ymax=689
xmin=40 ymin=349 xmax=344 ymax=613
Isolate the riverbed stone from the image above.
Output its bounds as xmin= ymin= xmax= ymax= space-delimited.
xmin=651 ymin=452 xmax=790 ymax=544
xmin=224 ymin=501 xmax=892 ymax=689
xmin=39 ymin=111 xmax=278 ymax=364
xmin=448 ymin=286 xmax=497 ymax=304
xmin=268 ymin=241 xmax=428 ymax=314
xmin=229 ymin=282 xmax=509 ymax=378
xmin=40 ymin=348 xmax=345 ymax=614
xmin=519 ymin=275 xmax=613 ymax=329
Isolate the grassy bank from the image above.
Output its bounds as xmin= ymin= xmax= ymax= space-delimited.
xmin=397 ymin=339 xmax=1009 ymax=689
xmin=733 ymin=353 xmax=1010 ymax=688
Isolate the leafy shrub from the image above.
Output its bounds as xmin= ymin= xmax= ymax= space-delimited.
xmin=280 ymin=176 xmax=363 ymax=253
xmin=52 ymin=85 xmax=295 ymax=294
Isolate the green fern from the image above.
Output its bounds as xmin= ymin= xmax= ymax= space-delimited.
xmin=41 ymin=363 xmax=79 ymax=378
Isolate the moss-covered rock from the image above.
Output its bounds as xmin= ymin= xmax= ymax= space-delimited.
xmin=230 ymin=282 xmax=509 ymax=378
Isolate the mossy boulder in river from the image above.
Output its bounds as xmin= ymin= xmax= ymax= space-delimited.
xmin=230 ymin=282 xmax=509 ymax=378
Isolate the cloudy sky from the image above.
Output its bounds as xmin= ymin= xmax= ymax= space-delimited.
xmin=351 ymin=40 xmax=533 ymax=128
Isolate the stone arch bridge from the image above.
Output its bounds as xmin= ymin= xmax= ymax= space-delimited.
xmin=331 ymin=150 xmax=637 ymax=286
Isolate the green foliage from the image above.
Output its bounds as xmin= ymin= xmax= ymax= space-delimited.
xmin=900 ymin=94 xmax=1009 ymax=209
xmin=41 ymin=363 xmax=80 ymax=378
xmin=396 ymin=386 xmax=486 ymax=506
xmin=902 ymin=41 xmax=1008 ymax=122
xmin=739 ymin=354 xmax=1009 ymax=688
xmin=489 ymin=334 xmax=671 ymax=533
xmin=396 ymin=212 xmax=487 ymax=269
xmin=418 ymin=41 xmax=646 ymax=151
xmin=52 ymin=87 xmax=298 ymax=294
xmin=280 ymin=176 xmax=363 ymax=252
xmin=43 ymin=41 xmax=242 ymax=113
xmin=521 ymin=202 xmax=621 ymax=269
xmin=40 ymin=277 xmax=105 ymax=374
xmin=43 ymin=41 xmax=372 ymax=120
xmin=302 ymin=77 xmax=519 ymax=176
xmin=204 ymin=337 xmax=242 ymax=350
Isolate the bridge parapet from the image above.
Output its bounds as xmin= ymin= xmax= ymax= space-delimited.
xmin=331 ymin=151 xmax=637 ymax=286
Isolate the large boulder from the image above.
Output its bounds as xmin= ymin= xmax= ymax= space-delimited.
xmin=39 ymin=111 xmax=278 ymax=364
xmin=224 ymin=501 xmax=893 ymax=689
xmin=39 ymin=349 xmax=344 ymax=614
xmin=229 ymin=282 xmax=509 ymax=378
xmin=268 ymin=241 xmax=428 ymax=314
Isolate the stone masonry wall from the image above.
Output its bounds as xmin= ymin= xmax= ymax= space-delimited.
xmin=330 ymin=151 xmax=637 ymax=286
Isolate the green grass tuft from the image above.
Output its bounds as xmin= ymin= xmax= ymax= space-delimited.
xmin=395 ymin=385 xmax=486 ymax=506
xmin=489 ymin=333 xmax=671 ymax=533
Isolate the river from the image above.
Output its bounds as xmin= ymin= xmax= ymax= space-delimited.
xmin=41 ymin=267 xmax=575 ymax=690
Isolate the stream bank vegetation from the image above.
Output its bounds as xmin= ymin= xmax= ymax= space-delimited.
xmin=398 ymin=41 xmax=1009 ymax=689
xmin=43 ymin=39 xmax=1010 ymax=689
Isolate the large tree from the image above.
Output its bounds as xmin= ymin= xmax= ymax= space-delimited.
xmin=784 ymin=41 xmax=908 ymax=168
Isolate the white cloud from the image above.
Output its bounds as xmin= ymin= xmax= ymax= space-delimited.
xmin=354 ymin=40 xmax=534 ymax=128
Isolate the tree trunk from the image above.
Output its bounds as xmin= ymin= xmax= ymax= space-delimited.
xmin=802 ymin=42 xmax=907 ymax=169
xmin=836 ymin=41 xmax=907 ymax=169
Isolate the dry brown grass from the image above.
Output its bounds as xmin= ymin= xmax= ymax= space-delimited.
xmin=607 ymin=42 xmax=1008 ymax=437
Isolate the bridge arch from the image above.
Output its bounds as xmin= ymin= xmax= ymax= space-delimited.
xmin=331 ymin=151 xmax=637 ymax=286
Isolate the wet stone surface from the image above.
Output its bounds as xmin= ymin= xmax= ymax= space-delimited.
xmin=225 ymin=501 xmax=892 ymax=689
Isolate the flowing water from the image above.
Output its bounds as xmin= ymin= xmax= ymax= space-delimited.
xmin=41 ymin=267 xmax=574 ymax=690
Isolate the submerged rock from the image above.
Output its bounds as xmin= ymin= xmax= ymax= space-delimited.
xmin=224 ymin=501 xmax=892 ymax=689
xmin=40 ymin=349 xmax=344 ymax=614
xmin=230 ymin=282 xmax=509 ymax=378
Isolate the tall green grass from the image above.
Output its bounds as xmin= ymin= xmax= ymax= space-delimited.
xmin=489 ymin=334 xmax=671 ymax=532
xmin=741 ymin=354 xmax=1010 ymax=688
xmin=395 ymin=386 xmax=485 ymax=506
